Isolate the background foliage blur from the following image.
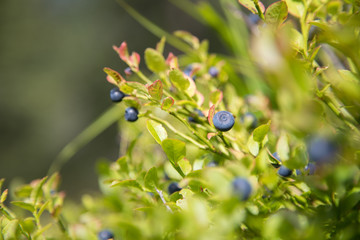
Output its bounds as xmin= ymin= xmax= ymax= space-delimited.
xmin=0 ymin=0 xmax=218 ymax=198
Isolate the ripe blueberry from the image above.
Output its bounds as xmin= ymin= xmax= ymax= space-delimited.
xmin=232 ymin=178 xmax=252 ymax=201
xmin=124 ymin=67 xmax=132 ymax=76
xmin=240 ymin=112 xmax=258 ymax=129
xmin=208 ymin=66 xmax=219 ymax=77
xmin=188 ymin=109 xmax=205 ymax=123
xmin=213 ymin=111 xmax=235 ymax=132
xmin=98 ymin=230 xmax=114 ymax=240
xmin=307 ymin=136 xmax=337 ymax=163
xmin=278 ymin=165 xmax=292 ymax=177
xmin=168 ymin=182 xmax=182 ymax=195
xmin=110 ymin=88 xmax=125 ymax=102
xmin=125 ymin=107 xmax=139 ymax=122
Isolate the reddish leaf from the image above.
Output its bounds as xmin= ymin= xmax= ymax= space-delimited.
xmin=147 ymin=80 xmax=163 ymax=101
xmin=113 ymin=41 xmax=129 ymax=62
xmin=161 ymin=97 xmax=174 ymax=111
xmin=208 ymin=105 xmax=215 ymax=127
xmin=207 ymin=132 xmax=217 ymax=140
xmin=103 ymin=67 xmax=125 ymax=85
xmin=131 ymin=52 xmax=141 ymax=69
xmin=166 ymin=52 xmax=179 ymax=69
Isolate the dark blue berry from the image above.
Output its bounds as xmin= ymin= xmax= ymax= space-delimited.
xmin=98 ymin=230 xmax=114 ymax=240
xmin=307 ymin=137 xmax=337 ymax=163
xmin=232 ymin=178 xmax=252 ymax=201
xmin=248 ymin=13 xmax=261 ymax=25
xmin=124 ymin=107 xmax=139 ymax=122
xmin=110 ymin=88 xmax=125 ymax=102
xmin=188 ymin=109 xmax=205 ymax=123
xmin=296 ymin=163 xmax=316 ymax=176
xmin=278 ymin=165 xmax=292 ymax=177
xmin=213 ymin=111 xmax=235 ymax=132
xmin=124 ymin=67 xmax=132 ymax=76
xmin=208 ymin=67 xmax=219 ymax=77
xmin=168 ymin=182 xmax=182 ymax=195
xmin=240 ymin=112 xmax=258 ymax=128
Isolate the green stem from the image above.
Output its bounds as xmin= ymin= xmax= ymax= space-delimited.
xmin=253 ymin=0 xmax=265 ymax=20
xmin=218 ymin=132 xmax=231 ymax=148
xmin=147 ymin=114 xmax=208 ymax=150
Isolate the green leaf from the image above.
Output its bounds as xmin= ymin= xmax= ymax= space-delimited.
xmin=14 ymin=185 xmax=33 ymax=198
xmin=0 ymin=189 xmax=8 ymax=203
xmin=146 ymin=120 xmax=168 ymax=144
xmin=161 ymin=97 xmax=174 ymax=111
xmin=285 ymin=144 xmax=307 ymax=169
xmin=238 ymin=0 xmax=265 ymax=14
xmin=144 ymin=48 xmax=167 ymax=73
xmin=103 ymin=67 xmax=125 ymax=84
xmin=0 ymin=178 xmax=4 ymax=192
xmin=178 ymin=158 xmax=192 ymax=175
xmin=284 ymin=0 xmax=304 ymax=18
xmin=265 ymin=1 xmax=288 ymax=26
xmin=37 ymin=200 xmax=50 ymax=217
xmin=209 ymin=90 xmax=223 ymax=106
xmin=173 ymin=30 xmax=200 ymax=49
xmin=247 ymin=135 xmax=260 ymax=156
xmin=144 ymin=167 xmax=159 ymax=191
xmin=156 ymin=36 xmax=166 ymax=54
xmin=30 ymin=176 xmax=48 ymax=205
xmin=276 ymin=132 xmax=290 ymax=161
xmin=253 ymin=121 xmax=271 ymax=142
xmin=161 ymin=139 xmax=186 ymax=165
xmin=123 ymin=96 xmax=141 ymax=110
xmin=11 ymin=201 xmax=35 ymax=212
xmin=110 ymin=179 xmax=143 ymax=190
xmin=125 ymin=82 xmax=148 ymax=95
xmin=169 ymin=69 xmax=190 ymax=91
xmin=147 ymin=80 xmax=163 ymax=101
xmin=117 ymin=156 xmax=129 ymax=174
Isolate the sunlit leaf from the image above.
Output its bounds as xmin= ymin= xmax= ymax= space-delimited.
xmin=146 ymin=120 xmax=168 ymax=144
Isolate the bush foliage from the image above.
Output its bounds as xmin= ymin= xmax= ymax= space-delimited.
xmin=1 ymin=0 xmax=360 ymax=239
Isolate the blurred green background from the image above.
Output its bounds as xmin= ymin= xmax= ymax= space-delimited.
xmin=0 ymin=0 xmax=216 ymax=199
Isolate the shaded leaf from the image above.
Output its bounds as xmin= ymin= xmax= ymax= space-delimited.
xmin=144 ymin=167 xmax=159 ymax=191
xmin=253 ymin=121 xmax=271 ymax=142
xmin=161 ymin=139 xmax=186 ymax=165
xmin=265 ymin=1 xmax=288 ymax=26
xmin=247 ymin=135 xmax=260 ymax=156
xmin=11 ymin=201 xmax=35 ymax=212
xmin=110 ymin=179 xmax=143 ymax=190
xmin=169 ymin=69 xmax=190 ymax=91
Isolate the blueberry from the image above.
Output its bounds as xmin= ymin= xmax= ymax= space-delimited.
xmin=213 ymin=111 xmax=235 ymax=132
xmin=110 ymin=88 xmax=125 ymax=102
xmin=208 ymin=67 xmax=219 ymax=77
xmin=232 ymin=178 xmax=252 ymax=201
xmin=124 ymin=67 xmax=132 ymax=76
xmin=278 ymin=165 xmax=293 ymax=177
xmin=183 ymin=65 xmax=193 ymax=77
xmin=98 ymin=230 xmax=114 ymax=240
xmin=124 ymin=107 xmax=139 ymax=122
xmin=240 ymin=112 xmax=258 ymax=129
xmin=188 ymin=109 xmax=205 ymax=123
xmin=168 ymin=182 xmax=182 ymax=195
xmin=307 ymin=137 xmax=337 ymax=163
xmin=248 ymin=13 xmax=261 ymax=25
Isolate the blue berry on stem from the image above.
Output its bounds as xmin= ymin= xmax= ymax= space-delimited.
xmin=232 ymin=178 xmax=252 ymax=201
xmin=307 ymin=136 xmax=337 ymax=163
xmin=213 ymin=111 xmax=235 ymax=132
xmin=125 ymin=107 xmax=139 ymax=122
xmin=208 ymin=66 xmax=219 ymax=77
xmin=124 ymin=67 xmax=132 ymax=76
xmin=168 ymin=182 xmax=182 ymax=195
xmin=278 ymin=165 xmax=292 ymax=177
xmin=98 ymin=230 xmax=114 ymax=240
xmin=110 ymin=87 xmax=125 ymax=102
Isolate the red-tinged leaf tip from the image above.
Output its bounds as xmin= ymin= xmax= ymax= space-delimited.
xmin=207 ymin=132 xmax=217 ymax=140
xmin=106 ymin=75 xmax=117 ymax=85
xmin=195 ymin=90 xmax=205 ymax=106
xmin=208 ymin=105 xmax=215 ymax=127
xmin=166 ymin=52 xmax=179 ymax=69
xmin=103 ymin=67 xmax=125 ymax=84
xmin=131 ymin=52 xmax=141 ymax=67
xmin=147 ymin=79 xmax=163 ymax=101
xmin=161 ymin=97 xmax=174 ymax=111
xmin=113 ymin=41 xmax=129 ymax=62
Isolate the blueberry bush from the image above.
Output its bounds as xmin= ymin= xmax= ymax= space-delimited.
xmin=1 ymin=0 xmax=360 ymax=239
